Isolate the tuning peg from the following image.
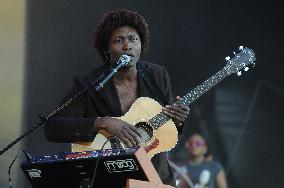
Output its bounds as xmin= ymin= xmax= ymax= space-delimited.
xmin=237 ymin=71 xmax=242 ymax=76
xmin=244 ymin=67 xmax=249 ymax=71
xmin=225 ymin=56 xmax=230 ymax=61
xmin=252 ymin=62 xmax=256 ymax=67
xmin=233 ymin=51 xmax=236 ymax=56
xmin=239 ymin=46 xmax=244 ymax=50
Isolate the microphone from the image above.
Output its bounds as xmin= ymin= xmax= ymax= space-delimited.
xmin=94 ymin=55 xmax=131 ymax=91
xmin=111 ymin=54 xmax=131 ymax=72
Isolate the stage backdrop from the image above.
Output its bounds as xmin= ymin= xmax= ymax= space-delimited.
xmin=1 ymin=0 xmax=282 ymax=188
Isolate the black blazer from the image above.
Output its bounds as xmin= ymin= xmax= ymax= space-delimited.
xmin=45 ymin=60 xmax=181 ymax=186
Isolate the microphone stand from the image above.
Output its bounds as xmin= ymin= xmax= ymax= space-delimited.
xmin=0 ymin=55 xmax=130 ymax=156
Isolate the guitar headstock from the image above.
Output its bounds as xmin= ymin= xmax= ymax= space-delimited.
xmin=225 ymin=46 xmax=256 ymax=76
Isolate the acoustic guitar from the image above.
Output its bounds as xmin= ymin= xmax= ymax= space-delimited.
xmin=71 ymin=46 xmax=256 ymax=158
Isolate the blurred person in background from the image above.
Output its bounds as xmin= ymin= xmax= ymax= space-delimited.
xmin=178 ymin=133 xmax=228 ymax=188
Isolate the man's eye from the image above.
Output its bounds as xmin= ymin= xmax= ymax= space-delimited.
xmin=113 ymin=39 xmax=122 ymax=43
xmin=131 ymin=37 xmax=138 ymax=42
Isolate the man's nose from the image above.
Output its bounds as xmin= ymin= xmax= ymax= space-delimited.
xmin=122 ymin=41 xmax=132 ymax=51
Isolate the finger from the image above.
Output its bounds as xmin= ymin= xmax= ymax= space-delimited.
xmin=128 ymin=130 xmax=142 ymax=145
xmin=166 ymin=105 xmax=184 ymax=114
xmin=161 ymin=110 xmax=174 ymax=118
xmin=122 ymin=130 xmax=137 ymax=147
xmin=176 ymin=96 xmax=182 ymax=100
xmin=164 ymin=105 xmax=189 ymax=116
xmin=120 ymin=136 xmax=133 ymax=148
xmin=167 ymin=104 xmax=190 ymax=115
xmin=128 ymin=125 xmax=142 ymax=138
xmin=162 ymin=109 xmax=184 ymax=122
xmin=163 ymin=107 xmax=188 ymax=120
xmin=169 ymin=105 xmax=190 ymax=116
xmin=176 ymin=104 xmax=190 ymax=111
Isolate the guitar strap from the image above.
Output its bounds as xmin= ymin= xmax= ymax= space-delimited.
xmin=138 ymin=63 xmax=171 ymax=106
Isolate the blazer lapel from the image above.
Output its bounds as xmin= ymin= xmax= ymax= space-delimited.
xmin=137 ymin=61 xmax=152 ymax=98
xmin=94 ymin=65 xmax=122 ymax=116
xmin=100 ymin=80 xmax=122 ymax=116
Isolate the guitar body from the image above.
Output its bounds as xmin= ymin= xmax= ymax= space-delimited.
xmin=72 ymin=97 xmax=178 ymax=158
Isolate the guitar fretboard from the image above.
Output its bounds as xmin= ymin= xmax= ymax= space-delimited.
xmin=149 ymin=67 xmax=230 ymax=130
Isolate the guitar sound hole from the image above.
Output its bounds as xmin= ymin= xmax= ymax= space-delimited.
xmin=135 ymin=122 xmax=153 ymax=143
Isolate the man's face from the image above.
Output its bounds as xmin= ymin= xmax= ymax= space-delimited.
xmin=108 ymin=26 xmax=141 ymax=67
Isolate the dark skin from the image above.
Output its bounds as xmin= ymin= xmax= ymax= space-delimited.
xmin=94 ymin=26 xmax=190 ymax=147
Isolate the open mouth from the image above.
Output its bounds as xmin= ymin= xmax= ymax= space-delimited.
xmin=125 ymin=54 xmax=135 ymax=58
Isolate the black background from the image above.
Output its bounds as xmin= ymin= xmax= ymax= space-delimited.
xmin=22 ymin=0 xmax=283 ymax=187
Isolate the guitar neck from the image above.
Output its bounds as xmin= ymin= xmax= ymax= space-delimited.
xmin=150 ymin=67 xmax=231 ymax=130
xmin=178 ymin=67 xmax=230 ymax=105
